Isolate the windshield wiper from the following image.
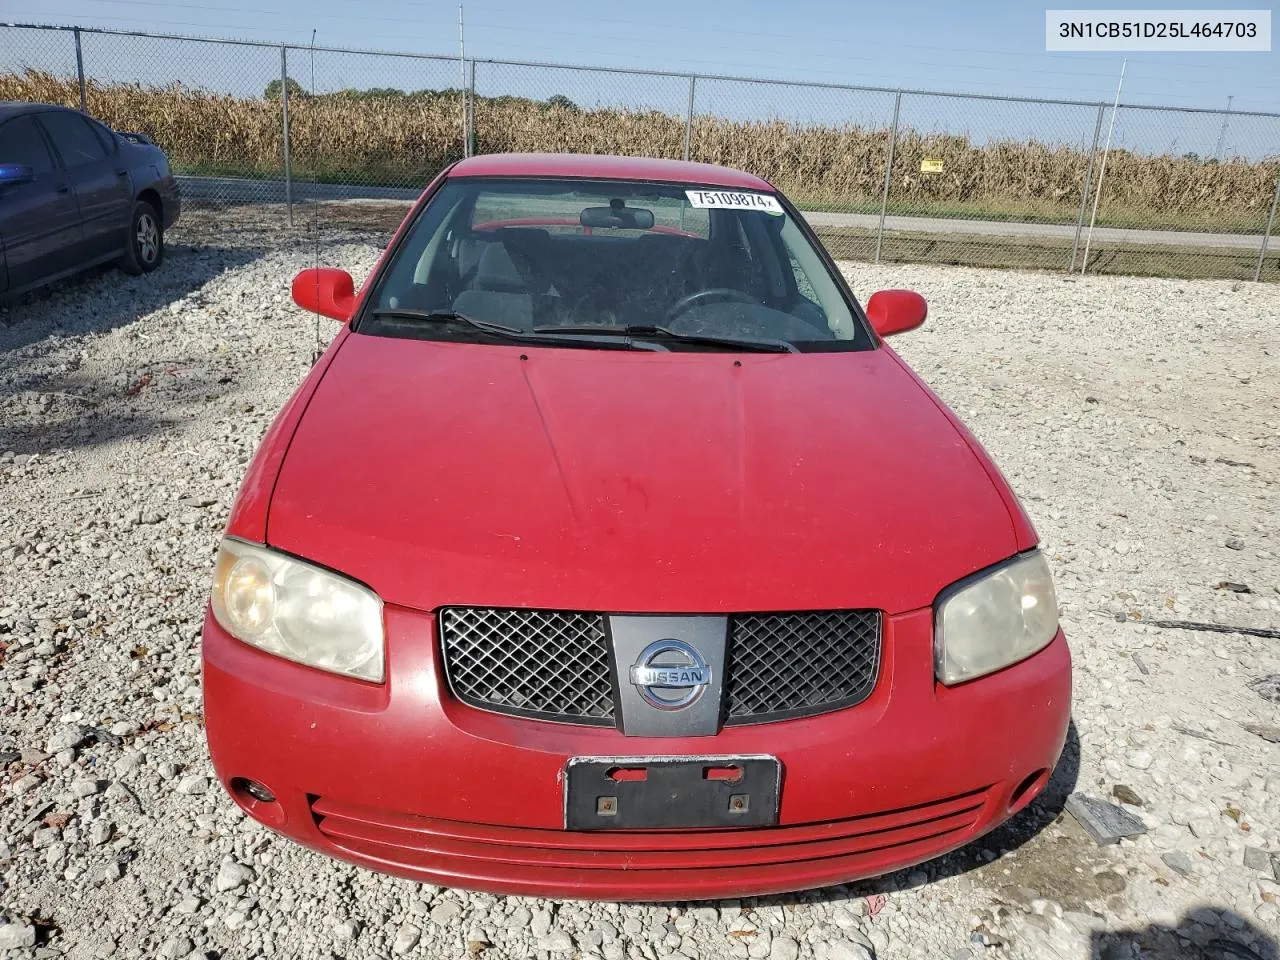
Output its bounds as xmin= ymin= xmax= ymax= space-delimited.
xmin=369 ymin=309 xmax=661 ymax=350
xmin=371 ymin=308 xmax=527 ymax=337
xmin=534 ymin=323 xmax=798 ymax=354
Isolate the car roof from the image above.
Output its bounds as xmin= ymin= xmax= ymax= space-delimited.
xmin=0 ymin=101 xmax=81 ymax=122
xmin=448 ymin=153 xmax=775 ymax=191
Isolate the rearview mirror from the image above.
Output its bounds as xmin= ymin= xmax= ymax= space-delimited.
xmin=865 ymin=289 xmax=927 ymax=338
xmin=580 ymin=203 xmax=655 ymax=230
xmin=0 ymin=164 xmax=34 ymax=186
xmin=292 ymin=267 xmax=356 ymax=322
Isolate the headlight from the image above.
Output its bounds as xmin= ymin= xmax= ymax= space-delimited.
xmin=210 ymin=538 xmax=384 ymax=682
xmin=935 ymin=550 xmax=1058 ymax=685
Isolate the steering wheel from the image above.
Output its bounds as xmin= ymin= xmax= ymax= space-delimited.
xmin=666 ymin=287 xmax=757 ymax=322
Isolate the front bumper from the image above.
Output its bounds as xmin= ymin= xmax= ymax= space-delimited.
xmin=158 ymin=175 xmax=181 ymax=229
xmin=202 ymin=605 xmax=1071 ymax=901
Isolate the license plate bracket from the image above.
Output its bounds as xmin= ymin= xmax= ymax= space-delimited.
xmin=565 ymin=755 xmax=780 ymax=830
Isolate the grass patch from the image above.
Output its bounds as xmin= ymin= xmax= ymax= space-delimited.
xmin=815 ymin=226 xmax=1275 ymax=281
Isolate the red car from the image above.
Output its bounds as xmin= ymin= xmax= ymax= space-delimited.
xmin=202 ymin=153 xmax=1071 ymax=901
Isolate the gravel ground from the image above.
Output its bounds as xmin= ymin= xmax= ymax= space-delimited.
xmin=1 ymin=233 xmax=1278 ymax=960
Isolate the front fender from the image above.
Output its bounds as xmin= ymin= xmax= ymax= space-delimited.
xmin=224 ymin=329 xmax=351 ymax=544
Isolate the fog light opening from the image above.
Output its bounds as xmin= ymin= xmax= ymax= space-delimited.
xmin=1009 ymin=768 xmax=1050 ymax=814
xmin=229 ymin=777 xmax=286 ymax=826
xmin=241 ymin=779 xmax=275 ymax=803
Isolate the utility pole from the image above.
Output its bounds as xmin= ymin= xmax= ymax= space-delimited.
xmin=1214 ymin=95 xmax=1234 ymax=161
xmin=459 ymin=5 xmax=468 ymax=157
xmin=1081 ymin=58 xmax=1126 ymax=275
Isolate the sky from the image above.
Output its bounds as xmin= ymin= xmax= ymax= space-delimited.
xmin=4 ymin=0 xmax=1277 ymax=110
xmin=2 ymin=1 xmax=1278 ymax=158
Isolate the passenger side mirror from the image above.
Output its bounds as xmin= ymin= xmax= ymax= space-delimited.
xmin=0 ymin=164 xmax=34 ymax=187
xmin=292 ymin=267 xmax=356 ymax=323
xmin=865 ymin=289 xmax=927 ymax=338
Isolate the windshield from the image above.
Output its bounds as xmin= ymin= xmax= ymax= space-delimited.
xmin=360 ymin=177 xmax=870 ymax=351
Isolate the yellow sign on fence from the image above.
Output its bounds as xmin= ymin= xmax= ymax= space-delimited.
xmin=920 ymin=158 xmax=945 ymax=174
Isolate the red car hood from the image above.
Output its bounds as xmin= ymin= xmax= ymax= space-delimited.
xmin=267 ymin=333 xmax=1018 ymax=614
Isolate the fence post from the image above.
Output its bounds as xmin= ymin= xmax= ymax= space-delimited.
xmin=874 ymin=91 xmax=902 ymax=265
xmin=683 ymin=76 xmax=697 ymax=162
xmin=1255 ymin=173 xmax=1280 ymax=282
xmin=1070 ymin=103 xmax=1106 ymax=272
xmin=467 ymin=60 xmax=476 ymax=157
xmin=280 ymin=45 xmax=293 ymax=228
xmin=73 ymin=27 xmax=87 ymax=112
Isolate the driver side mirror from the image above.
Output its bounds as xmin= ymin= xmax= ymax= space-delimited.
xmin=292 ymin=267 xmax=356 ymax=323
xmin=0 ymin=164 xmax=34 ymax=187
xmin=865 ymin=289 xmax=927 ymax=338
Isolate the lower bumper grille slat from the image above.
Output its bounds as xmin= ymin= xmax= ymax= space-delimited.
xmin=310 ymin=786 xmax=987 ymax=853
xmin=310 ymin=788 xmax=988 ymax=873
xmin=318 ymin=817 xmax=976 ymax=872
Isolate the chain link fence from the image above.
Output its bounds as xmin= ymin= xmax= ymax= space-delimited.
xmin=3 ymin=22 xmax=1278 ymax=280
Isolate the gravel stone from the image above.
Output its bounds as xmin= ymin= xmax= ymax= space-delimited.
xmin=46 ymin=724 xmax=89 ymax=753
xmin=70 ymin=778 xmax=102 ymax=798
xmin=176 ymin=775 xmax=208 ymax=795
xmin=157 ymin=936 xmax=193 ymax=959
xmin=1111 ymin=784 xmax=1144 ymax=806
xmin=10 ymin=772 xmax=42 ymax=795
xmin=213 ymin=858 xmax=254 ymax=893
xmin=0 ymin=923 xmax=37 ymax=951
xmin=1162 ymin=851 xmax=1195 ymax=876
xmin=530 ymin=908 xmax=553 ymax=937
xmin=430 ymin=899 xmax=462 ymax=927
xmin=540 ymin=928 xmax=575 ymax=953
xmin=0 ymin=243 xmax=1276 ymax=960
xmin=826 ymin=941 xmax=874 ymax=960
xmin=392 ymin=923 xmax=421 ymax=954
xmin=504 ymin=907 xmax=532 ymax=930
xmin=99 ymin=860 xmax=124 ymax=883
xmin=1244 ymin=847 xmax=1277 ymax=879
xmin=1126 ymin=750 xmax=1153 ymax=770
xmin=223 ymin=909 xmax=248 ymax=931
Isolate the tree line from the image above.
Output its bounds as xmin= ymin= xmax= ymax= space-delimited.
xmin=264 ymin=77 xmax=578 ymax=112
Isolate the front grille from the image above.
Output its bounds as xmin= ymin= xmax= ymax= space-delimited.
xmin=439 ymin=608 xmax=882 ymax=727
xmin=438 ymin=608 xmax=614 ymax=725
xmin=725 ymin=611 xmax=881 ymax=723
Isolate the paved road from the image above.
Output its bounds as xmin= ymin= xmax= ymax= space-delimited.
xmin=179 ymin=175 xmax=420 ymax=204
xmin=177 ymin=175 xmax=1270 ymax=251
xmin=801 ymin=210 xmax=1267 ymax=251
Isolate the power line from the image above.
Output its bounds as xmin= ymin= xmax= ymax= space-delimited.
xmin=465 ymin=1 xmax=1280 ymax=74
xmin=36 ymin=0 xmax=1280 ymax=82
xmin=7 ymin=14 xmax=1276 ymax=109
xmin=60 ymin=0 xmax=453 ymax=28
xmin=0 ymin=17 xmax=1116 ymax=95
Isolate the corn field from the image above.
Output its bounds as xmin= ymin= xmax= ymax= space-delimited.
xmin=2 ymin=68 xmax=1278 ymax=235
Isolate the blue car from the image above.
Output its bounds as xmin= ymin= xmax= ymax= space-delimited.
xmin=0 ymin=102 xmax=181 ymax=299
